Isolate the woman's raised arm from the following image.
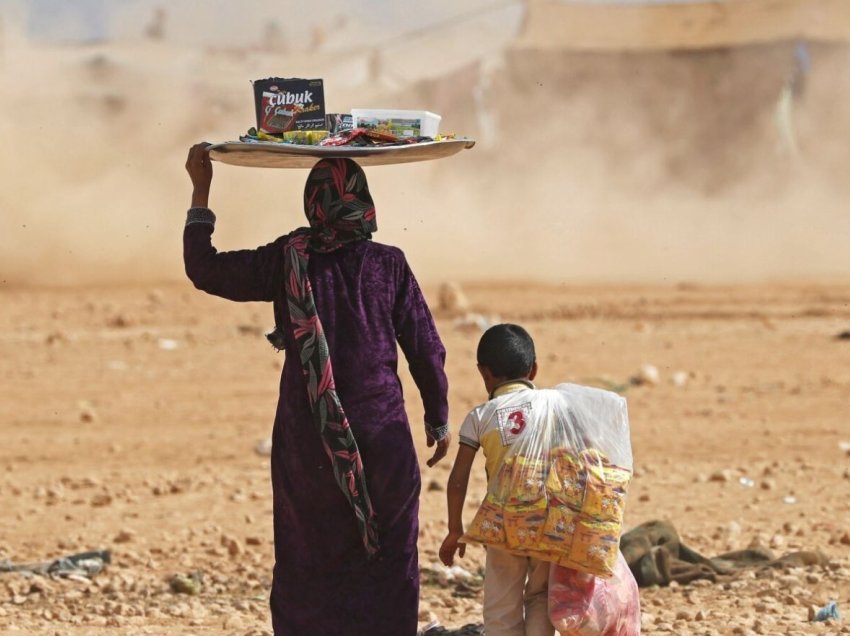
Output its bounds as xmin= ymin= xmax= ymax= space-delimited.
xmin=182 ymin=142 xmax=285 ymax=302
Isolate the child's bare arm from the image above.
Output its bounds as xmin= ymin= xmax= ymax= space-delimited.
xmin=439 ymin=444 xmax=477 ymax=566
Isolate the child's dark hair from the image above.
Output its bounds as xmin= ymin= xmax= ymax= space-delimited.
xmin=477 ymin=324 xmax=536 ymax=379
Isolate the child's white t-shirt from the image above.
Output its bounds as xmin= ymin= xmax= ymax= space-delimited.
xmin=458 ymin=380 xmax=540 ymax=482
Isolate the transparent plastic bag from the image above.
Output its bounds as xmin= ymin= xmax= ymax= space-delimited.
xmin=463 ymin=384 xmax=633 ymax=577
xmin=548 ymin=551 xmax=641 ymax=636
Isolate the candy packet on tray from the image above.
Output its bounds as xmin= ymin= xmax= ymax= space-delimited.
xmin=253 ymin=78 xmax=326 ymax=134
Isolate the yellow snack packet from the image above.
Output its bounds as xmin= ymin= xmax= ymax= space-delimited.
xmin=562 ymin=518 xmax=620 ymax=577
xmin=464 ymin=494 xmax=506 ymax=546
xmin=504 ymin=501 xmax=548 ymax=551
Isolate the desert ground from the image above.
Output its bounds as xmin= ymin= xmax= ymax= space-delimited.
xmin=1 ymin=280 xmax=848 ymax=635
xmin=2 ymin=6 xmax=850 ymax=634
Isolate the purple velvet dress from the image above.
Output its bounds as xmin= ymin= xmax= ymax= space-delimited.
xmin=184 ymin=222 xmax=449 ymax=636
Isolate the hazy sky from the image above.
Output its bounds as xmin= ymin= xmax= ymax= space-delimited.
xmin=1 ymin=0 xmax=523 ymax=46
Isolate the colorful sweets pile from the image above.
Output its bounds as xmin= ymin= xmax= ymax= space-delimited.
xmin=242 ymin=78 xmax=454 ymax=147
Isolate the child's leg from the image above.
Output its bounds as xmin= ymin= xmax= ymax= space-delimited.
xmin=484 ymin=547 xmax=528 ymax=636
xmin=523 ymin=557 xmax=554 ymax=636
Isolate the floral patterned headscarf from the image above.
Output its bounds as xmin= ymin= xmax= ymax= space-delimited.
xmin=303 ymin=158 xmax=377 ymax=251
xmin=267 ymin=159 xmax=380 ymax=557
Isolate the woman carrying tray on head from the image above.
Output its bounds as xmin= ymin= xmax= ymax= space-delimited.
xmin=183 ymin=143 xmax=451 ymax=636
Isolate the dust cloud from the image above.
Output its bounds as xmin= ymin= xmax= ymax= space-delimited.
xmin=1 ymin=19 xmax=849 ymax=286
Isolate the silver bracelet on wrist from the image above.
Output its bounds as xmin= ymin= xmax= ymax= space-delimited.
xmin=426 ymin=423 xmax=449 ymax=442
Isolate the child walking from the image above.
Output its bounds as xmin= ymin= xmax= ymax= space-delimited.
xmin=439 ymin=324 xmax=555 ymax=636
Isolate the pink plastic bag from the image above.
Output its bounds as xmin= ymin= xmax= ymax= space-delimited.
xmin=548 ymin=551 xmax=641 ymax=636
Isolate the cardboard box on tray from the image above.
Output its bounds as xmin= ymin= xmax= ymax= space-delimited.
xmin=253 ymin=78 xmax=326 ymax=134
xmin=351 ymin=109 xmax=441 ymax=138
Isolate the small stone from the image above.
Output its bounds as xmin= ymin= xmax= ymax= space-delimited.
xmin=227 ymin=539 xmax=243 ymax=557
xmin=169 ymin=573 xmax=203 ymax=595
xmin=710 ymin=469 xmax=733 ymax=483
xmin=114 ymin=529 xmax=135 ymax=543
xmin=223 ymin=615 xmax=244 ymax=630
xmin=427 ymin=480 xmax=444 ymax=492
xmin=245 ymin=536 xmax=262 ymax=546
xmin=418 ymin=609 xmax=437 ymax=622
xmin=671 ymin=370 xmax=689 ymax=387
xmin=148 ymin=289 xmax=165 ymax=304
xmin=632 ymin=364 xmax=660 ymax=386
xmin=220 ymin=534 xmax=244 ymax=557
xmin=157 ymin=338 xmax=179 ymax=351
xmin=107 ymin=314 xmax=133 ymax=328
xmin=839 ymin=532 xmax=850 ymax=546
xmin=805 ymin=573 xmax=821 ymax=584
xmin=760 ymin=479 xmax=776 ymax=490
xmin=91 ymin=493 xmax=113 ymax=507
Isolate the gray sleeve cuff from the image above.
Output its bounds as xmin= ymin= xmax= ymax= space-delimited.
xmin=459 ymin=435 xmax=480 ymax=450
xmin=426 ymin=423 xmax=449 ymax=442
xmin=186 ymin=207 xmax=216 ymax=227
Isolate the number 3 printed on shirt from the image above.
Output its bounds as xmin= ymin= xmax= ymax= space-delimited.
xmin=496 ymin=402 xmax=533 ymax=446
xmin=507 ymin=410 xmax=526 ymax=434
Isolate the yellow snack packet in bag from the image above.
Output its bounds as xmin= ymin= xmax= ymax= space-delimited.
xmin=563 ymin=518 xmax=620 ymax=577
xmin=541 ymin=505 xmax=578 ymax=549
xmin=504 ymin=500 xmax=548 ymax=551
xmin=505 ymin=456 xmax=548 ymax=505
xmin=545 ymin=450 xmax=586 ymax=511
xmin=464 ymin=493 xmax=506 ymax=546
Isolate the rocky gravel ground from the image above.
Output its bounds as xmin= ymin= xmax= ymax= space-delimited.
xmin=1 ymin=283 xmax=848 ymax=634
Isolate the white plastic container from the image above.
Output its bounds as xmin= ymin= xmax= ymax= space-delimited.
xmin=351 ymin=109 xmax=441 ymax=138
